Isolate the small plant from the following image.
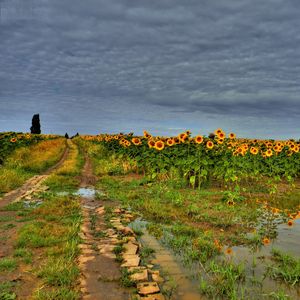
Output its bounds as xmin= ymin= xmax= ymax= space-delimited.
xmin=120 ymin=268 xmax=135 ymax=287
xmin=0 ymin=258 xmax=17 ymax=272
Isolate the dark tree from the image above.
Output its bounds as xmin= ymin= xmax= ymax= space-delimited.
xmin=208 ymin=133 xmax=215 ymax=139
xmin=30 ymin=114 xmax=41 ymax=134
xmin=65 ymin=133 xmax=69 ymax=139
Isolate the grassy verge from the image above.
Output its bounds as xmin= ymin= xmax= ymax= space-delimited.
xmin=0 ymin=138 xmax=66 ymax=195
xmin=0 ymin=139 xmax=83 ymax=299
xmin=44 ymin=139 xmax=84 ymax=193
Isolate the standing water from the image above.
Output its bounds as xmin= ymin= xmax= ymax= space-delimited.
xmin=130 ymin=218 xmax=204 ymax=300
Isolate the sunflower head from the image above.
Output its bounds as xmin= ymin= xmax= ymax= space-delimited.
xmin=265 ymin=149 xmax=273 ymax=157
xmin=229 ymin=133 xmax=236 ymax=139
xmin=217 ymin=131 xmax=226 ymax=139
xmin=262 ymin=237 xmax=270 ymax=246
xmin=225 ymin=248 xmax=233 ymax=255
xmin=10 ymin=138 xmax=17 ymax=143
xmin=194 ymin=135 xmax=203 ymax=144
xmin=148 ymin=139 xmax=155 ymax=148
xmin=206 ymin=141 xmax=214 ymax=149
xmin=166 ymin=138 xmax=175 ymax=146
xmin=132 ymin=137 xmax=142 ymax=146
xmin=178 ymin=133 xmax=188 ymax=143
xmin=155 ymin=140 xmax=165 ymax=151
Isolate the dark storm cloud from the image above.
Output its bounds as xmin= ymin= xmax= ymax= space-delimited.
xmin=0 ymin=0 xmax=299 ymax=138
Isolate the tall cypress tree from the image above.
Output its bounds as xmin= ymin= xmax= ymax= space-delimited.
xmin=30 ymin=114 xmax=41 ymax=134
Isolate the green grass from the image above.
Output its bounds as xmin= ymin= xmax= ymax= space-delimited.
xmin=33 ymin=287 xmax=80 ymax=300
xmin=0 ymin=215 xmax=14 ymax=222
xmin=0 ymin=138 xmax=66 ymax=194
xmin=37 ymin=259 xmax=79 ymax=286
xmin=14 ymin=248 xmax=33 ymax=264
xmin=0 ymin=281 xmax=17 ymax=300
xmin=267 ymin=248 xmax=300 ymax=285
xmin=0 ymin=258 xmax=17 ymax=272
xmin=0 ymin=223 xmax=16 ymax=230
xmin=199 ymin=260 xmax=245 ymax=299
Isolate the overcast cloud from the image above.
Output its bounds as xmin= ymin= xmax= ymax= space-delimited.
xmin=0 ymin=0 xmax=299 ymax=138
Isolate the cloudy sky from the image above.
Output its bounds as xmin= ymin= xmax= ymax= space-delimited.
xmin=0 ymin=0 xmax=299 ymax=138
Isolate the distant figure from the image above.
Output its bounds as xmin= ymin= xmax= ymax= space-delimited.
xmin=30 ymin=114 xmax=41 ymax=134
xmin=65 ymin=133 xmax=69 ymax=139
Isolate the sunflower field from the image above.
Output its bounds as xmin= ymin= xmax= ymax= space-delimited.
xmin=82 ymin=129 xmax=300 ymax=189
xmin=0 ymin=132 xmax=59 ymax=164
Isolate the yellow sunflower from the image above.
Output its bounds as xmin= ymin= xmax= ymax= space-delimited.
xmin=155 ymin=140 xmax=165 ymax=151
xmin=206 ymin=141 xmax=214 ymax=149
xmin=194 ymin=135 xmax=204 ymax=144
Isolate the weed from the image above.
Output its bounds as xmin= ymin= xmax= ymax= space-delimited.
xmin=120 ymin=268 xmax=135 ymax=287
xmin=0 ymin=258 xmax=17 ymax=272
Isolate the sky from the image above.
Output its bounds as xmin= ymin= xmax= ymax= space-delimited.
xmin=0 ymin=0 xmax=299 ymax=139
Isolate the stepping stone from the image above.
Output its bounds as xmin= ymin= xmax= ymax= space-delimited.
xmin=121 ymin=254 xmax=140 ymax=267
xmin=150 ymin=270 xmax=164 ymax=283
xmin=78 ymin=255 xmax=95 ymax=265
xmin=96 ymin=207 xmax=105 ymax=215
xmin=83 ymin=205 xmax=96 ymax=210
xmin=137 ymin=282 xmax=160 ymax=295
xmin=120 ymin=226 xmax=135 ymax=236
xmin=124 ymin=242 xmax=138 ymax=255
xmin=123 ymin=213 xmax=134 ymax=220
xmin=138 ymin=294 xmax=165 ymax=300
xmin=81 ymin=248 xmax=94 ymax=255
xmin=99 ymin=244 xmax=115 ymax=254
xmin=79 ymin=244 xmax=91 ymax=250
xmin=129 ymin=267 xmax=148 ymax=282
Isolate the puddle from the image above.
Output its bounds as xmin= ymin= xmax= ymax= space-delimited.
xmin=75 ymin=188 xmax=96 ymax=198
xmin=227 ymin=218 xmax=300 ymax=298
xmin=23 ymin=200 xmax=43 ymax=208
xmin=74 ymin=187 xmax=106 ymax=199
xmin=130 ymin=218 xmax=203 ymax=300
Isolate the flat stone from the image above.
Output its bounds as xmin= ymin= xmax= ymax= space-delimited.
xmin=99 ymin=244 xmax=115 ymax=254
xmin=83 ymin=205 xmax=96 ymax=210
xmin=129 ymin=268 xmax=148 ymax=282
xmin=121 ymin=254 xmax=140 ymax=267
xmin=124 ymin=242 xmax=138 ymax=255
xmin=81 ymin=249 xmax=94 ymax=255
xmin=123 ymin=213 xmax=134 ymax=220
xmin=113 ymin=208 xmax=123 ymax=214
xmin=120 ymin=226 xmax=135 ymax=236
xmin=150 ymin=271 xmax=164 ymax=283
xmin=78 ymin=255 xmax=95 ymax=265
xmin=147 ymin=264 xmax=154 ymax=269
xmin=138 ymin=294 xmax=165 ymax=300
xmin=96 ymin=206 xmax=105 ymax=214
xmin=137 ymin=282 xmax=160 ymax=295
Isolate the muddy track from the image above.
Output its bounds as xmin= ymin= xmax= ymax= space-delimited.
xmin=0 ymin=140 xmax=69 ymax=209
xmin=78 ymin=154 xmax=129 ymax=300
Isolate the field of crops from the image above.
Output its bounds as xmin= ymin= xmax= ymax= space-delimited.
xmin=0 ymin=130 xmax=300 ymax=300
xmin=83 ymin=129 xmax=300 ymax=186
xmin=0 ymin=132 xmax=59 ymax=164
